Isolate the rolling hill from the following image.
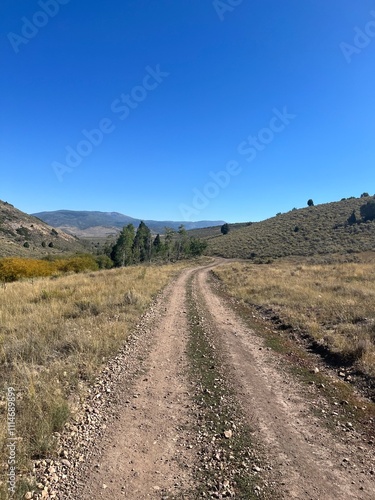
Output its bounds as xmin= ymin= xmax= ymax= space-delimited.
xmin=206 ymin=196 xmax=375 ymax=259
xmin=0 ymin=201 xmax=85 ymax=257
xmin=32 ymin=210 xmax=225 ymax=237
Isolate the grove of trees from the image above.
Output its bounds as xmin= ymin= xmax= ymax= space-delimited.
xmin=109 ymin=221 xmax=207 ymax=267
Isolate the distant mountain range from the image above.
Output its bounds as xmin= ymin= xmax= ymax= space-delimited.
xmin=32 ymin=210 xmax=226 ymax=237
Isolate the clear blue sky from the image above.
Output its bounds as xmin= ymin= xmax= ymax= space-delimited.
xmin=1 ymin=0 xmax=375 ymax=222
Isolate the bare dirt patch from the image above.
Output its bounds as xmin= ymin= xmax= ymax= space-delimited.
xmin=79 ymin=269 xmax=197 ymax=499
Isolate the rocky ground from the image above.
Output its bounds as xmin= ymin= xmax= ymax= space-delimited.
xmin=24 ymin=261 xmax=375 ymax=499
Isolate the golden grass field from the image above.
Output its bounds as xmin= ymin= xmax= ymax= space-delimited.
xmin=0 ymin=262 xmax=189 ymax=497
xmin=213 ymin=253 xmax=375 ymax=378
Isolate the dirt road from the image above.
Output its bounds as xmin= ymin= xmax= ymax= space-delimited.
xmin=74 ymin=262 xmax=375 ymax=499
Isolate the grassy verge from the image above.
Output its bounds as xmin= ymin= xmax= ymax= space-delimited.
xmin=213 ymin=257 xmax=375 ymax=379
xmin=185 ymin=276 xmax=273 ymax=499
xmin=211 ymin=260 xmax=375 ymax=438
xmin=0 ymin=262 xmax=188 ymax=499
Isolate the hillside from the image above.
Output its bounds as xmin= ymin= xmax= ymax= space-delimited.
xmin=187 ymin=222 xmax=252 ymax=240
xmin=207 ymin=196 xmax=375 ymax=259
xmin=33 ymin=210 xmax=225 ymax=237
xmin=0 ymin=201 xmax=85 ymax=257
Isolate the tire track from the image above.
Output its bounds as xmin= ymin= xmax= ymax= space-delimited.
xmin=81 ymin=267 xmax=197 ymax=499
xmin=194 ymin=264 xmax=375 ymax=500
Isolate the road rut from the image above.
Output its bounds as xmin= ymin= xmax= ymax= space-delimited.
xmin=75 ymin=261 xmax=375 ymax=499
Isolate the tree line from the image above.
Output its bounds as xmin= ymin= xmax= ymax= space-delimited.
xmin=108 ymin=222 xmax=207 ymax=267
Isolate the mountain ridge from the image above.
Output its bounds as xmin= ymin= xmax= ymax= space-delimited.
xmin=33 ymin=210 xmax=226 ymax=237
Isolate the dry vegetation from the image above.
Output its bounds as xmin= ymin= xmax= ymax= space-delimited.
xmin=0 ymin=201 xmax=85 ymax=259
xmin=0 ymin=255 xmax=102 ymax=283
xmin=0 ymin=262 xmax=188 ymax=497
xmin=207 ymin=197 xmax=375 ymax=259
xmin=213 ymin=253 xmax=375 ymax=378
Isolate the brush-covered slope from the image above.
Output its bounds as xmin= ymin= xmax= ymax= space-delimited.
xmin=0 ymin=201 xmax=85 ymax=257
xmin=207 ymin=197 xmax=375 ymax=259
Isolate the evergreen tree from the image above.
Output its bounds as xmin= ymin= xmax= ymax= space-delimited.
xmin=132 ymin=221 xmax=152 ymax=262
xmin=307 ymin=199 xmax=314 ymax=207
xmin=221 ymin=223 xmax=229 ymax=235
xmin=347 ymin=210 xmax=357 ymax=225
xmin=189 ymin=238 xmax=208 ymax=256
xmin=111 ymin=224 xmax=135 ymax=267
xmin=360 ymin=200 xmax=375 ymax=222
xmin=153 ymin=234 xmax=162 ymax=253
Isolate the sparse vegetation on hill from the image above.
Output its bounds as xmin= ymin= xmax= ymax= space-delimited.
xmin=187 ymin=222 xmax=252 ymax=241
xmin=0 ymin=201 xmax=84 ymax=258
xmin=207 ymin=196 xmax=375 ymax=259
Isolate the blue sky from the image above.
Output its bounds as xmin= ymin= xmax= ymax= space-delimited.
xmin=1 ymin=0 xmax=375 ymax=223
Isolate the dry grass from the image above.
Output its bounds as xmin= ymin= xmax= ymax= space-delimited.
xmin=213 ymin=253 xmax=375 ymax=377
xmin=0 ymin=262 xmax=188 ymax=497
xmin=207 ymin=197 xmax=375 ymax=259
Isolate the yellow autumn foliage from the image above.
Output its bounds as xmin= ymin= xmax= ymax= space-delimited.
xmin=0 ymin=255 xmax=99 ymax=282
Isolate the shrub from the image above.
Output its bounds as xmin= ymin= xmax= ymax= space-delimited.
xmin=360 ymin=200 xmax=375 ymax=222
xmin=0 ymin=258 xmax=54 ymax=282
xmin=55 ymin=255 xmax=99 ymax=273
xmin=347 ymin=210 xmax=357 ymax=225
xmin=221 ymin=223 xmax=230 ymax=235
xmin=95 ymin=255 xmax=113 ymax=269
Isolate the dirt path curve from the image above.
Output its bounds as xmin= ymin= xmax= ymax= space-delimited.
xmin=81 ymin=266 xmax=200 ymax=499
xmin=194 ymin=264 xmax=375 ymax=500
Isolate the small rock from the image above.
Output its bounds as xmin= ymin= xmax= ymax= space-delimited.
xmin=24 ymin=493 xmax=33 ymax=500
xmin=224 ymin=430 xmax=233 ymax=439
